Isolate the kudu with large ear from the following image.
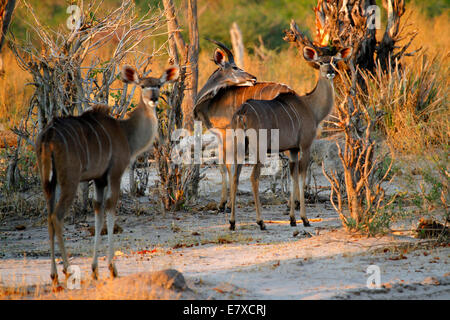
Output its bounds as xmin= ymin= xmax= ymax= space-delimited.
xmin=160 ymin=66 xmax=180 ymax=83
xmin=227 ymin=44 xmax=355 ymax=231
xmin=121 ymin=65 xmax=141 ymax=84
xmin=303 ymin=46 xmax=320 ymax=62
xmin=36 ymin=65 xmax=178 ymax=284
xmin=206 ymin=37 xmax=236 ymax=65
xmin=213 ymin=49 xmax=227 ymax=68
xmin=334 ymin=47 xmax=353 ymax=61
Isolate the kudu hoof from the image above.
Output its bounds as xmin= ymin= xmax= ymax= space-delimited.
xmin=302 ymin=218 xmax=311 ymax=227
xmin=50 ymin=273 xmax=59 ymax=285
xmin=219 ymin=204 xmax=231 ymax=214
xmin=290 ymin=217 xmax=297 ymax=227
xmin=257 ymin=220 xmax=266 ymax=230
xmin=109 ymin=264 xmax=118 ymax=278
xmin=229 ymin=221 xmax=236 ymax=231
xmin=91 ymin=266 xmax=99 ymax=280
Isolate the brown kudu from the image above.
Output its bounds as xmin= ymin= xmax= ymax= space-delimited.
xmin=228 ymin=45 xmax=353 ymax=231
xmin=36 ymin=65 xmax=179 ymax=283
xmin=194 ymin=40 xmax=295 ymax=212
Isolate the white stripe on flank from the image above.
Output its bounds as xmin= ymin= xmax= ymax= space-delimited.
xmin=89 ymin=116 xmax=112 ymax=162
xmin=276 ymin=100 xmax=295 ymax=133
xmin=48 ymin=167 xmax=53 ymax=182
xmin=269 ymin=85 xmax=276 ymax=99
xmin=65 ymin=121 xmax=88 ymax=169
xmin=84 ymin=119 xmax=102 ymax=168
xmin=52 ymin=126 xmax=69 ymax=157
xmin=241 ymin=86 xmax=248 ymax=107
xmin=263 ymin=100 xmax=280 ymax=129
xmin=246 ymin=102 xmax=262 ymax=129
xmin=286 ymin=100 xmax=301 ymax=127
xmin=72 ymin=119 xmax=91 ymax=171
xmin=257 ymin=85 xmax=264 ymax=100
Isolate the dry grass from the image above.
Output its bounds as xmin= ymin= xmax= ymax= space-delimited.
xmin=0 ymin=49 xmax=32 ymax=129
xmin=365 ymin=53 xmax=449 ymax=155
xmin=0 ymin=273 xmax=185 ymax=300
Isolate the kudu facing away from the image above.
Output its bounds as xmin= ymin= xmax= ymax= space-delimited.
xmin=36 ymin=65 xmax=179 ymax=283
xmin=229 ymin=46 xmax=353 ymax=230
xmin=194 ymin=40 xmax=295 ymax=211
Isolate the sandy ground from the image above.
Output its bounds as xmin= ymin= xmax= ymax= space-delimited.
xmin=0 ymin=165 xmax=449 ymax=299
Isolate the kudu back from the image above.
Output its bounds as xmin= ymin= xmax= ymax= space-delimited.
xmin=36 ymin=65 xmax=179 ymax=283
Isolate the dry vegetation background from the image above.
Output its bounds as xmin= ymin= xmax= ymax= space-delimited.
xmin=0 ymin=0 xmax=448 ymax=230
xmin=0 ymin=0 xmax=448 ymax=300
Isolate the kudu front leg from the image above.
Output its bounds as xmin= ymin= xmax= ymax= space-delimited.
xmin=105 ymin=207 xmax=118 ymax=278
xmin=299 ymin=149 xmax=311 ymax=227
xmin=218 ymin=164 xmax=230 ymax=213
xmin=229 ymin=163 xmax=242 ymax=230
xmin=288 ymin=150 xmax=300 ymax=226
xmin=104 ymin=181 xmax=120 ymax=278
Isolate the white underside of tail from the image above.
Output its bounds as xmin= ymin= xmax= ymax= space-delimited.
xmin=48 ymin=168 xmax=53 ymax=182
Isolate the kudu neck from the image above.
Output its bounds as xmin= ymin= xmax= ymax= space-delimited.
xmin=120 ymin=99 xmax=158 ymax=159
xmin=306 ymin=76 xmax=335 ymax=124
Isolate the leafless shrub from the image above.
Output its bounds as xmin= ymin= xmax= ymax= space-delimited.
xmin=4 ymin=0 xmax=167 ymax=191
xmin=153 ymin=65 xmax=199 ymax=211
xmin=322 ymin=69 xmax=398 ymax=232
xmin=284 ymin=0 xmax=418 ymax=234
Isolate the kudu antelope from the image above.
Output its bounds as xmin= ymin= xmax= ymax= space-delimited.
xmin=36 ymin=65 xmax=179 ymax=282
xmin=194 ymin=40 xmax=295 ymax=211
xmin=229 ymin=45 xmax=353 ymax=230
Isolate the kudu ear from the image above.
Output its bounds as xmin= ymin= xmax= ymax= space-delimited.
xmin=213 ymin=49 xmax=227 ymax=68
xmin=160 ymin=66 xmax=179 ymax=84
xmin=121 ymin=65 xmax=140 ymax=84
xmin=303 ymin=46 xmax=319 ymax=62
xmin=335 ymin=47 xmax=353 ymax=61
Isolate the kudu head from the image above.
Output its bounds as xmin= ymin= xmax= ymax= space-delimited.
xmin=121 ymin=65 xmax=179 ymax=107
xmin=303 ymin=46 xmax=353 ymax=80
xmin=207 ymin=39 xmax=257 ymax=88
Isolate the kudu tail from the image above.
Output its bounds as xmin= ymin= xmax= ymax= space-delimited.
xmin=38 ymin=142 xmax=56 ymax=198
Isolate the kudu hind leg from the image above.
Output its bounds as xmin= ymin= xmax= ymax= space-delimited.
xmin=52 ymin=183 xmax=77 ymax=279
xmin=288 ymin=151 xmax=300 ymax=226
xmin=250 ymin=163 xmax=266 ymax=230
xmin=44 ymin=180 xmax=58 ymax=283
xmin=218 ymin=164 xmax=230 ymax=213
xmin=91 ymin=181 xmax=106 ymax=280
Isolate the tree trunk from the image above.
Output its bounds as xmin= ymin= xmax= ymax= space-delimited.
xmin=230 ymin=22 xmax=244 ymax=69
xmin=163 ymin=0 xmax=198 ymax=132
xmin=0 ymin=0 xmax=16 ymax=75
xmin=183 ymin=0 xmax=198 ymax=132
